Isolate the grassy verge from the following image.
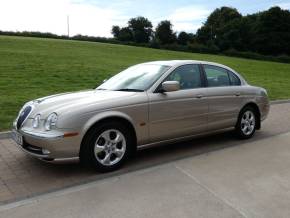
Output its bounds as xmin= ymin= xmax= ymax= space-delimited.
xmin=1 ymin=35 xmax=290 ymax=131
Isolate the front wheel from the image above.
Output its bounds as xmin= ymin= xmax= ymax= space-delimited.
xmin=235 ymin=107 xmax=257 ymax=139
xmin=80 ymin=121 xmax=134 ymax=172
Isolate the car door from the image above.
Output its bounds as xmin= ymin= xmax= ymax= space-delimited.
xmin=148 ymin=64 xmax=208 ymax=142
xmin=202 ymin=64 xmax=244 ymax=131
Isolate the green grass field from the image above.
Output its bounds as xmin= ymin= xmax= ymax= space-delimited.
xmin=1 ymin=35 xmax=290 ymax=131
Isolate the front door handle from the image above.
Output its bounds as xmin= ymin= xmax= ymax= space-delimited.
xmin=235 ymin=92 xmax=241 ymax=96
xmin=196 ymin=94 xmax=203 ymax=99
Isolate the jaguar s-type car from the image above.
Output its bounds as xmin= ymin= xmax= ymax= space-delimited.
xmin=12 ymin=60 xmax=269 ymax=172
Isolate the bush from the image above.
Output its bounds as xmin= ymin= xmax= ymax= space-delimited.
xmin=187 ymin=43 xmax=219 ymax=54
xmin=161 ymin=43 xmax=188 ymax=52
xmin=223 ymin=49 xmax=290 ymax=63
xmin=148 ymin=40 xmax=160 ymax=49
xmin=276 ymin=54 xmax=290 ymax=63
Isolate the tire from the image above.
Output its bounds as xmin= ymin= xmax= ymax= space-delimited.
xmin=80 ymin=121 xmax=134 ymax=172
xmin=235 ymin=106 xmax=257 ymax=139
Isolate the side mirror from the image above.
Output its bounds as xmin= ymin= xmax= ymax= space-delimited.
xmin=161 ymin=81 xmax=180 ymax=92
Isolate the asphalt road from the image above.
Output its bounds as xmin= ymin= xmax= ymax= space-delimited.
xmin=1 ymin=115 xmax=290 ymax=217
xmin=3 ymin=131 xmax=290 ymax=218
xmin=0 ymin=102 xmax=290 ymax=207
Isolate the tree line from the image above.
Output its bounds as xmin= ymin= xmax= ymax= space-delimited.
xmin=1 ymin=6 xmax=290 ymax=63
xmin=112 ymin=6 xmax=290 ymax=56
xmin=111 ymin=18 xmax=195 ymax=46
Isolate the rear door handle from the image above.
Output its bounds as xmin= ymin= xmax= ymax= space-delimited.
xmin=196 ymin=94 xmax=203 ymax=99
xmin=235 ymin=92 xmax=241 ymax=96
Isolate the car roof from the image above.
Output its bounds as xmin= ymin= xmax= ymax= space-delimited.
xmin=143 ymin=60 xmax=200 ymax=66
xmin=143 ymin=60 xmax=236 ymax=73
xmin=143 ymin=60 xmax=232 ymax=70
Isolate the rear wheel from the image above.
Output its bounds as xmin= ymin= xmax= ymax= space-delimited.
xmin=235 ymin=106 xmax=257 ymax=139
xmin=80 ymin=121 xmax=134 ymax=172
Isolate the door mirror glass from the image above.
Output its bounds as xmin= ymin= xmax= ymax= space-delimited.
xmin=162 ymin=81 xmax=180 ymax=92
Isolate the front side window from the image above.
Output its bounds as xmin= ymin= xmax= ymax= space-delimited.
xmin=97 ymin=64 xmax=170 ymax=91
xmin=165 ymin=64 xmax=202 ymax=90
xmin=204 ymin=65 xmax=230 ymax=87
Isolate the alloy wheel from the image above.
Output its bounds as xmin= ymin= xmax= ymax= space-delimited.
xmin=241 ymin=111 xmax=256 ymax=136
xmin=94 ymin=129 xmax=126 ymax=166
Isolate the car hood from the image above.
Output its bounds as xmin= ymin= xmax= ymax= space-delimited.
xmin=29 ymin=89 xmax=141 ymax=117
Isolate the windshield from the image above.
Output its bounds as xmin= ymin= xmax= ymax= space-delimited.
xmin=97 ymin=64 xmax=170 ymax=91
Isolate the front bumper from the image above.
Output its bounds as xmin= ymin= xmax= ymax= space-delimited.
xmin=12 ymin=128 xmax=81 ymax=160
xmin=259 ymin=102 xmax=270 ymax=121
xmin=20 ymin=129 xmax=64 ymax=140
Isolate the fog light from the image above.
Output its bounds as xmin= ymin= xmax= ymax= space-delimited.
xmin=42 ymin=148 xmax=50 ymax=155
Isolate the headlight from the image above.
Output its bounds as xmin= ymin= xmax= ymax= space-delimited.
xmin=32 ymin=114 xmax=41 ymax=128
xmin=261 ymin=88 xmax=268 ymax=96
xmin=44 ymin=113 xmax=58 ymax=131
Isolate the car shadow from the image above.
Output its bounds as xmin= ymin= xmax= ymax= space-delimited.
xmin=26 ymin=130 xmax=265 ymax=176
xmin=128 ymin=131 xmax=249 ymax=169
xmin=1 ymin=130 xmax=267 ymax=205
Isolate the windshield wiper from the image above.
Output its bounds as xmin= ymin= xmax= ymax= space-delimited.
xmin=115 ymin=88 xmax=144 ymax=92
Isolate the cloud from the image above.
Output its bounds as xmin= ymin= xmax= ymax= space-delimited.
xmin=276 ymin=2 xmax=290 ymax=9
xmin=167 ymin=6 xmax=210 ymax=33
xmin=0 ymin=0 xmax=127 ymax=37
xmin=168 ymin=6 xmax=210 ymax=22
xmin=173 ymin=22 xmax=203 ymax=33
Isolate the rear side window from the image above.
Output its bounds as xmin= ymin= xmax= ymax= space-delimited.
xmin=228 ymin=71 xmax=241 ymax=86
xmin=203 ymin=65 xmax=230 ymax=87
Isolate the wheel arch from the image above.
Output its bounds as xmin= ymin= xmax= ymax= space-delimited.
xmin=239 ymin=102 xmax=261 ymax=130
xmin=80 ymin=112 xmax=137 ymax=155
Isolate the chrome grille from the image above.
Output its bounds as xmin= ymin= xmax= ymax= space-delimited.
xmin=17 ymin=106 xmax=32 ymax=129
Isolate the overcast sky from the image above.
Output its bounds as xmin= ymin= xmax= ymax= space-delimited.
xmin=0 ymin=0 xmax=289 ymax=37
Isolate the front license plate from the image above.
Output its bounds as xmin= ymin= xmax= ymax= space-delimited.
xmin=12 ymin=130 xmax=23 ymax=146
